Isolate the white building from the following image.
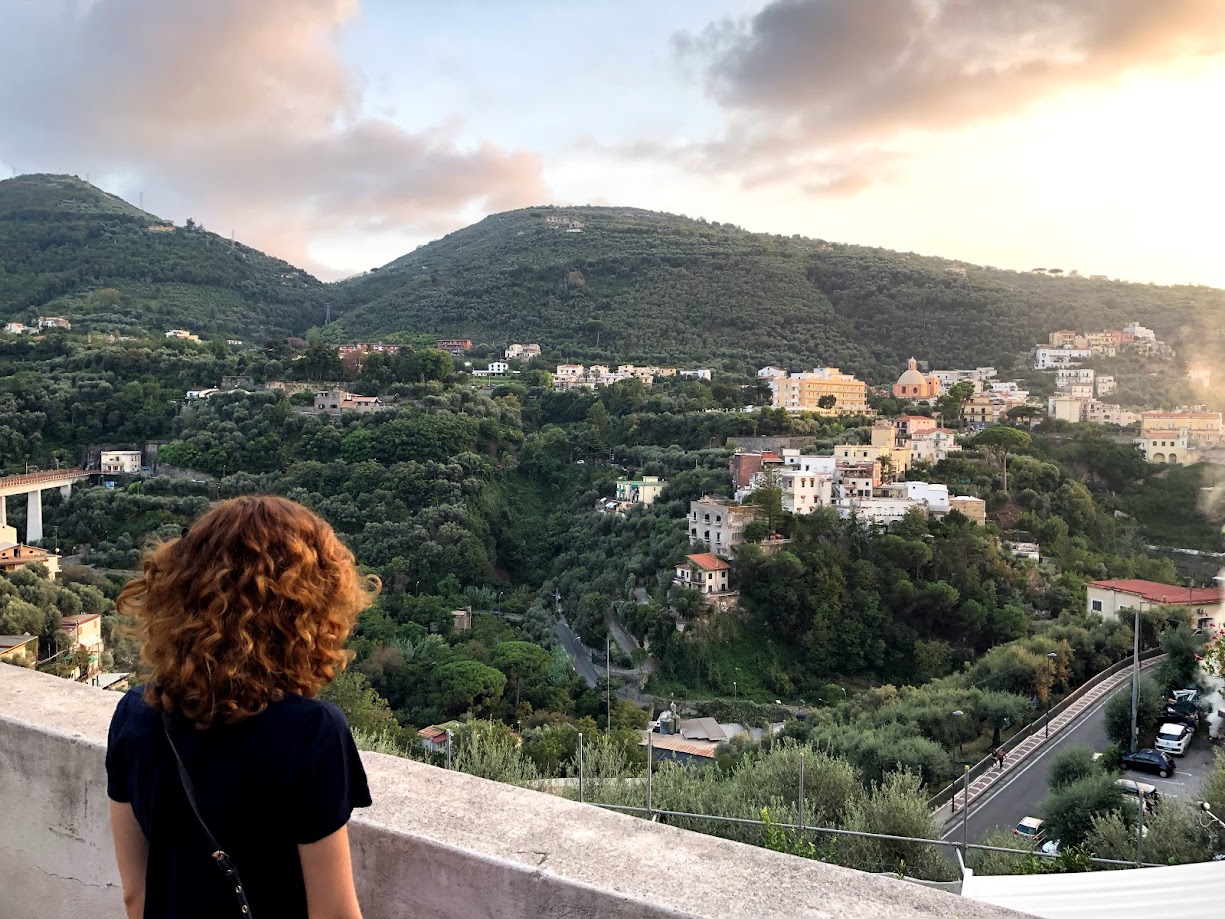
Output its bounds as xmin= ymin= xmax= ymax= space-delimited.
xmin=100 ymin=451 xmax=142 ymax=475
xmin=895 ymin=481 xmax=950 ymax=513
xmin=930 ymin=367 xmax=996 ymax=390
xmin=674 ymin=554 xmax=731 ymax=595
xmin=36 ymin=317 xmax=71 ymax=331
xmin=505 ymin=343 xmax=541 ymax=360
xmin=777 ymin=469 xmax=833 ymax=515
xmin=471 ymin=361 xmax=510 ymax=377
xmin=757 ymin=366 xmax=788 ymax=379
xmin=3 ymin=322 xmax=30 ymax=335
xmin=909 ymin=429 xmax=961 ymax=463
xmin=836 ymin=497 xmax=923 ymax=524
xmin=1055 ymin=367 xmax=1095 ymax=387
xmin=688 ymin=498 xmax=763 ymax=557
xmin=1123 ymin=322 xmax=1156 ymax=341
xmin=1034 ymin=347 xmax=1092 ymax=370
xmin=185 ymin=388 xmax=219 ymax=400
xmin=165 ymin=329 xmax=200 ymax=341
xmin=1096 ymin=375 xmax=1117 ymax=396
xmin=1086 ymin=579 xmax=1222 ymax=632
xmin=679 ymin=369 xmax=713 ymax=381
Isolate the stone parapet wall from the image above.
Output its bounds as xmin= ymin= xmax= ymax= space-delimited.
xmin=0 ymin=665 xmax=1024 ymax=919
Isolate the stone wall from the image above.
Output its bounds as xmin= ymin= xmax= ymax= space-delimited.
xmin=0 ymin=665 xmax=1025 ymax=919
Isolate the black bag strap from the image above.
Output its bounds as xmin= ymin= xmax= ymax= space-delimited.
xmin=162 ymin=712 xmax=255 ymax=917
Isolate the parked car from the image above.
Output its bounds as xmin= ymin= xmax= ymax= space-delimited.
xmin=1014 ymin=816 xmax=1045 ymax=842
xmin=1160 ymin=705 xmax=1199 ymax=729
xmin=1155 ymin=722 xmax=1194 ymax=756
xmin=1115 ymin=778 xmax=1161 ymax=811
xmin=1120 ymin=748 xmax=1175 ymax=778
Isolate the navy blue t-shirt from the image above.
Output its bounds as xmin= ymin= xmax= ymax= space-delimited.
xmin=106 ymin=687 xmax=372 ymax=918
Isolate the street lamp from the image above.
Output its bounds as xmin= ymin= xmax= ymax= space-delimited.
xmin=840 ymin=686 xmax=848 ymax=701
xmin=733 ymin=681 xmax=737 ymax=700
xmin=1045 ymin=651 xmax=1058 ymax=739
xmin=1201 ymin=802 xmax=1225 ymax=830
xmin=951 ymin=709 xmax=965 ymax=756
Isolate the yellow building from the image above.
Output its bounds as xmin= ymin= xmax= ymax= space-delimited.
xmin=1140 ymin=411 xmax=1223 ymax=447
xmin=770 ymin=367 xmax=868 ymax=415
xmin=834 ymin=422 xmax=913 ymax=480
xmin=1048 ymin=330 xmax=1086 ymax=348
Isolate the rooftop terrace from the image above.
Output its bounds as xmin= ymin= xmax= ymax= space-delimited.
xmin=0 ymin=664 xmax=1027 ymax=918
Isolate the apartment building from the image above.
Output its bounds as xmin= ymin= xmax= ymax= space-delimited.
xmin=100 ymin=451 xmax=142 ymax=474
xmin=688 ymin=498 xmax=763 ymax=557
xmin=909 ymin=428 xmax=961 ymax=463
xmin=769 ymin=367 xmax=869 ymax=415
xmin=1034 ymin=347 xmax=1092 ymax=370
xmin=1140 ymin=411 xmax=1223 ymax=447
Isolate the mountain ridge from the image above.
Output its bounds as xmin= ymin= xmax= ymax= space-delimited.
xmin=0 ymin=173 xmax=330 ymax=338
xmin=332 ymin=204 xmax=1225 ymax=381
xmin=4 ymin=177 xmax=1225 ymax=379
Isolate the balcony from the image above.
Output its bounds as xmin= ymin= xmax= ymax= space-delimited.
xmin=0 ymin=664 xmax=1024 ymax=919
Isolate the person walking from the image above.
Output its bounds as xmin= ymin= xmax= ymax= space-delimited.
xmin=106 ymin=496 xmax=379 ymax=919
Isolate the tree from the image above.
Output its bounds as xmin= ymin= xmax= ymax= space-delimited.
xmin=1039 ymin=771 xmax=1126 ymax=846
xmin=1103 ymin=675 xmax=1162 ymax=748
xmin=1153 ymin=624 xmax=1204 ymax=694
xmin=936 ymin=381 xmax=975 ymax=424
xmin=491 ymin=640 xmax=552 ymax=709
xmin=817 ymin=394 xmax=837 ymax=410
xmin=322 ymin=670 xmax=401 ymax=738
xmin=1047 ymin=744 xmax=1097 ymax=790
xmin=973 ymin=425 xmax=1031 ymax=491
xmin=433 ymin=658 xmax=507 ymax=715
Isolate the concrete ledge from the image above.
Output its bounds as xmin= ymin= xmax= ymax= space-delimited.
xmin=0 ymin=664 xmax=1027 ymax=918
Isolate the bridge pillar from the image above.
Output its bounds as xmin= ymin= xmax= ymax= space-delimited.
xmin=0 ymin=494 xmax=5 ymax=527
xmin=60 ymin=484 xmax=71 ymax=500
xmin=26 ymin=489 xmax=42 ymax=545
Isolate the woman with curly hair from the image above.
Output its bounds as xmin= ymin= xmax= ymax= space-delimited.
xmin=106 ymin=495 xmax=379 ymax=919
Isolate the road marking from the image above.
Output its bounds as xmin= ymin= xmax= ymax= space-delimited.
xmin=941 ymin=661 xmax=1160 ymax=840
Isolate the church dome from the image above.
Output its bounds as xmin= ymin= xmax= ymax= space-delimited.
xmin=896 ymin=358 xmax=927 ymax=387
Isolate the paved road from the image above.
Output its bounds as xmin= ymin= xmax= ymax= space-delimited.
xmin=605 ymin=609 xmax=639 ymax=658
xmin=941 ymin=661 xmax=1200 ymax=845
xmin=554 ymin=620 xmax=599 ymax=688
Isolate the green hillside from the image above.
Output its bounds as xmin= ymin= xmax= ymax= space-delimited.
xmin=0 ymin=174 xmax=331 ymax=339
xmin=333 ymin=205 xmax=1225 ymax=382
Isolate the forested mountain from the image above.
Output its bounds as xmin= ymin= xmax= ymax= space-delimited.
xmin=6 ymin=177 xmax=1224 ymax=379
xmin=334 ymin=205 xmax=1225 ymax=382
xmin=0 ymin=174 xmax=331 ymax=338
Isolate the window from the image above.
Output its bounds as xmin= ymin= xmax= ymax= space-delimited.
xmin=1091 ymin=599 xmax=1103 ymax=612
xmin=708 ymin=573 xmax=714 ymax=581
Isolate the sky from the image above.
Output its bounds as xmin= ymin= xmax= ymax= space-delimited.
xmin=1 ymin=0 xmax=1223 ymax=285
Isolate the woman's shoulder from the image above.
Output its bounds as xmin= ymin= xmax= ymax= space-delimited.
xmin=265 ymin=693 xmax=352 ymax=735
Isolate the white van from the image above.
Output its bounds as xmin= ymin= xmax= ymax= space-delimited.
xmin=1155 ymin=722 xmax=1194 ymax=756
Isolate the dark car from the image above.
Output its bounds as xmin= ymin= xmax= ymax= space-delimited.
xmin=1160 ymin=706 xmax=1199 ymax=729
xmin=1121 ymin=748 xmax=1175 ymax=778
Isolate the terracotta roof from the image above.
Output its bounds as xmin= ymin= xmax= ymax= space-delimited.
xmin=685 ymin=553 xmax=730 ymax=572
xmin=1088 ymin=579 xmax=1221 ymax=605
xmin=417 ymin=726 xmax=448 ymax=742
xmin=640 ymin=733 xmax=718 ymax=758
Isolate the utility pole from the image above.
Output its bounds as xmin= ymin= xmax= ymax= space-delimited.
xmin=553 ymin=588 xmax=561 ymax=619
xmin=1130 ymin=606 xmax=1141 ymax=752
xmin=606 ymin=634 xmax=611 ymax=731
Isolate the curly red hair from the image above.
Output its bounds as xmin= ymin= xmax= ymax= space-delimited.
xmin=118 ymin=495 xmax=378 ymax=727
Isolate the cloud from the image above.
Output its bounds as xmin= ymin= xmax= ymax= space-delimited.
xmin=0 ymin=0 xmax=546 ymax=271
xmin=675 ymin=0 xmax=1225 ymax=191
